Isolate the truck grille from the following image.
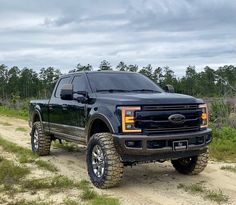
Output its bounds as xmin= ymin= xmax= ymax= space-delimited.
xmin=135 ymin=104 xmax=202 ymax=134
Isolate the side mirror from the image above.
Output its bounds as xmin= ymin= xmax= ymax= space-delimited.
xmin=73 ymin=93 xmax=88 ymax=104
xmin=60 ymin=84 xmax=73 ymax=100
xmin=165 ymin=84 xmax=175 ymax=93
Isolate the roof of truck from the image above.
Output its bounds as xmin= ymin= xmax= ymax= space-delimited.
xmin=60 ymin=70 xmax=138 ymax=78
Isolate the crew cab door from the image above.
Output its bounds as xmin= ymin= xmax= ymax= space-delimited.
xmin=48 ymin=76 xmax=74 ymax=136
xmin=48 ymin=74 xmax=88 ymax=144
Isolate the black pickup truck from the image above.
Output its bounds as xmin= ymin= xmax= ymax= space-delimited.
xmin=29 ymin=71 xmax=212 ymax=188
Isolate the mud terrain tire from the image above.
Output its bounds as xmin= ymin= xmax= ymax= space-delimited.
xmin=31 ymin=122 xmax=51 ymax=156
xmin=87 ymin=133 xmax=124 ymax=188
xmin=171 ymin=149 xmax=209 ymax=175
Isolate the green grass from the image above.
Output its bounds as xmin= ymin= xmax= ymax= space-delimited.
xmin=0 ymin=137 xmax=58 ymax=172
xmin=77 ymin=179 xmax=90 ymax=189
xmin=0 ymin=122 xmax=12 ymax=126
xmin=78 ymin=180 xmax=119 ymax=205
xmin=63 ymin=198 xmax=81 ymax=205
xmin=0 ymin=136 xmax=37 ymax=163
xmin=22 ymin=175 xmax=79 ymax=190
xmin=205 ymin=190 xmax=229 ymax=204
xmin=177 ymin=183 xmax=204 ymax=194
xmin=81 ymin=189 xmax=97 ymax=200
xmin=178 ymin=183 xmax=228 ymax=204
xmin=90 ymin=196 xmax=120 ymax=205
xmin=221 ymin=165 xmax=236 ymax=173
xmin=0 ymin=138 xmax=119 ymax=205
xmin=0 ymin=158 xmax=30 ymax=186
xmin=15 ymin=127 xmax=27 ymax=132
xmin=209 ymin=127 xmax=236 ymax=162
xmin=35 ymin=160 xmax=58 ymax=172
xmin=22 ymin=176 xmax=119 ymax=204
xmin=0 ymin=106 xmax=28 ymax=120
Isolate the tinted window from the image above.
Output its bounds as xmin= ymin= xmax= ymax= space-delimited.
xmin=55 ymin=77 xmax=71 ymax=98
xmin=87 ymin=72 xmax=163 ymax=93
xmin=72 ymin=75 xmax=87 ymax=92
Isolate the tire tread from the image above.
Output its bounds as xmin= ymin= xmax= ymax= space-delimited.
xmin=87 ymin=133 xmax=124 ymax=188
xmin=32 ymin=122 xmax=51 ymax=156
xmin=171 ymin=149 xmax=209 ymax=175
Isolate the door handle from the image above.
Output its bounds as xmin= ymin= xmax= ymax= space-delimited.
xmin=62 ymin=104 xmax=68 ymax=110
xmin=49 ymin=105 xmax=53 ymax=111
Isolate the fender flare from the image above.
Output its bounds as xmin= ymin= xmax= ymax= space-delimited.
xmin=32 ymin=107 xmax=43 ymax=130
xmin=86 ymin=113 xmax=115 ymax=142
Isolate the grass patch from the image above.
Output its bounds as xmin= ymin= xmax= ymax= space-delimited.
xmin=15 ymin=127 xmax=27 ymax=132
xmin=177 ymin=183 xmax=204 ymax=194
xmin=81 ymin=189 xmax=97 ymax=200
xmin=22 ymin=177 xmax=119 ymax=204
xmin=221 ymin=165 xmax=236 ymax=173
xmin=90 ymin=196 xmax=120 ymax=205
xmin=0 ymin=122 xmax=12 ymax=126
xmin=78 ymin=180 xmax=119 ymax=205
xmin=209 ymin=127 xmax=236 ymax=162
xmin=22 ymin=175 xmax=79 ymax=190
xmin=63 ymin=198 xmax=81 ymax=205
xmin=35 ymin=160 xmax=58 ymax=172
xmin=0 ymin=136 xmax=119 ymax=204
xmin=178 ymin=183 xmax=228 ymax=204
xmin=0 ymin=106 xmax=28 ymax=120
xmin=205 ymin=190 xmax=229 ymax=204
xmin=0 ymin=158 xmax=30 ymax=186
xmin=77 ymin=179 xmax=90 ymax=189
xmin=0 ymin=136 xmax=37 ymax=163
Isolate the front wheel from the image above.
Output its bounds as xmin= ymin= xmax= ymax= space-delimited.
xmin=86 ymin=133 xmax=124 ymax=188
xmin=171 ymin=149 xmax=209 ymax=175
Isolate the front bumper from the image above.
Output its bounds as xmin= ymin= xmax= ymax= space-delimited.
xmin=113 ymin=129 xmax=212 ymax=162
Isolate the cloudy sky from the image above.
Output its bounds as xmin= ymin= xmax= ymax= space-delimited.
xmin=0 ymin=0 xmax=235 ymax=75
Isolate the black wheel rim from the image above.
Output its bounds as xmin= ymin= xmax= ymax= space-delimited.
xmin=179 ymin=157 xmax=192 ymax=166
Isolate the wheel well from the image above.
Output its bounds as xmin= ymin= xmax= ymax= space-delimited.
xmin=88 ymin=119 xmax=111 ymax=140
xmin=33 ymin=113 xmax=40 ymax=123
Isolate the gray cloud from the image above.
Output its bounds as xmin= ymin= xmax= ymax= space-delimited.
xmin=0 ymin=0 xmax=235 ymax=75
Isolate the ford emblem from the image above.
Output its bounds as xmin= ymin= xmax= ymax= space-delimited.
xmin=168 ymin=114 xmax=185 ymax=124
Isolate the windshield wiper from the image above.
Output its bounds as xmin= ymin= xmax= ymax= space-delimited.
xmin=96 ymin=89 xmax=130 ymax=93
xmin=130 ymin=89 xmax=161 ymax=93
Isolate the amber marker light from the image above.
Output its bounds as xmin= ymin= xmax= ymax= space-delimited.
xmin=121 ymin=106 xmax=141 ymax=133
xmin=199 ymin=104 xmax=208 ymax=129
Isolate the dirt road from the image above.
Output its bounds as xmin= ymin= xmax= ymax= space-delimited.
xmin=0 ymin=116 xmax=236 ymax=205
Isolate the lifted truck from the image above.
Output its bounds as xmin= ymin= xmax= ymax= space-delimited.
xmin=29 ymin=71 xmax=212 ymax=188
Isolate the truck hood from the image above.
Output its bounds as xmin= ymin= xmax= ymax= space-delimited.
xmin=95 ymin=92 xmax=203 ymax=105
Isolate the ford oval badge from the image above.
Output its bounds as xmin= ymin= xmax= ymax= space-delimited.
xmin=168 ymin=114 xmax=185 ymax=124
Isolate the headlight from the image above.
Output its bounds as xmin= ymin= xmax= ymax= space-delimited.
xmin=121 ymin=106 xmax=141 ymax=133
xmin=199 ymin=104 xmax=208 ymax=128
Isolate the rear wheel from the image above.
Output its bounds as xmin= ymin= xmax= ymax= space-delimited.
xmin=86 ymin=133 xmax=124 ymax=188
xmin=171 ymin=149 xmax=209 ymax=175
xmin=31 ymin=122 xmax=51 ymax=156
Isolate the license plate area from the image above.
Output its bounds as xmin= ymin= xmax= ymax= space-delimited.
xmin=173 ymin=140 xmax=188 ymax=151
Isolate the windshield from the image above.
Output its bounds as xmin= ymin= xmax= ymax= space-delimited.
xmin=87 ymin=72 xmax=163 ymax=93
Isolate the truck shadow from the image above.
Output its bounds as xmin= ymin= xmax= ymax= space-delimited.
xmin=50 ymin=146 xmax=211 ymax=189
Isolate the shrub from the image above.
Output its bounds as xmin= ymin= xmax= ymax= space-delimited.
xmin=209 ymin=127 xmax=236 ymax=162
xmin=210 ymin=101 xmax=231 ymax=125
